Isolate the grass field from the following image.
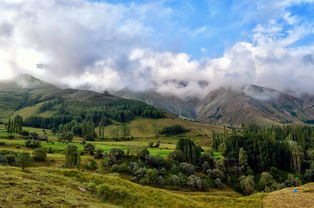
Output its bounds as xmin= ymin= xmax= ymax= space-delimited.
xmin=263 ymin=183 xmax=314 ymax=208
xmin=0 ymin=166 xmax=265 ymax=208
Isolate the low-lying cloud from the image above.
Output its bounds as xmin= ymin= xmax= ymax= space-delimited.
xmin=0 ymin=0 xmax=314 ymax=98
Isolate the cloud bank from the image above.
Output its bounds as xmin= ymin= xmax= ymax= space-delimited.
xmin=0 ymin=0 xmax=314 ymax=98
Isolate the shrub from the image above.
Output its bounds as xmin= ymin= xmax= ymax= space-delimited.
xmin=65 ymin=145 xmax=80 ymax=168
xmin=259 ymin=172 xmax=274 ymax=191
xmin=111 ymin=162 xmax=129 ymax=174
xmin=239 ymin=175 xmax=255 ymax=194
xmin=5 ymin=154 xmax=17 ymax=166
xmin=136 ymin=148 xmax=150 ymax=160
xmin=58 ymin=132 xmax=74 ymax=143
xmin=214 ymin=178 xmax=223 ymax=189
xmin=304 ymin=169 xmax=314 ymax=182
xmin=168 ymin=150 xmax=186 ymax=162
xmin=7 ymin=135 xmax=14 ymax=139
xmin=84 ymin=159 xmax=98 ymax=170
xmin=25 ymin=139 xmax=41 ymax=148
xmin=284 ymin=174 xmax=302 ymax=187
xmin=94 ymin=148 xmax=104 ymax=159
xmin=20 ymin=130 xmax=29 ymax=137
xmin=84 ymin=143 xmax=95 ymax=155
xmin=145 ymin=155 xmax=166 ymax=169
xmin=179 ymin=162 xmax=196 ymax=176
xmin=33 ymin=147 xmax=48 ymax=161
xmin=97 ymin=184 xmax=129 ymax=202
xmin=187 ymin=175 xmax=203 ymax=190
xmin=109 ymin=148 xmax=125 ymax=164
xmin=207 ymin=168 xmax=224 ymax=180
xmin=0 ymin=155 xmax=8 ymax=165
xmin=16 ymin=152 xmax=32 ymax=170
xmin=169 ymin=175 xmax=180 ymax=186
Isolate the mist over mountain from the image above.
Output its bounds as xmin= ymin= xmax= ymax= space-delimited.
xmin=116 ymin=84 xmax=314 ymax=126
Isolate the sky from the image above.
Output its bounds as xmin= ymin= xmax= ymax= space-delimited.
xmin=0 ymin=0 xmax=314 ymax=97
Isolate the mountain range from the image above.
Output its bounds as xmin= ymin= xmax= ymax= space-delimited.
xmin=1 ymin=74 xmax=314 ymax=127
xmin=116 ymin=85 xmax=314 ymax=126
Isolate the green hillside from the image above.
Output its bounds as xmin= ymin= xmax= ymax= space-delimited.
xmin=0 ymin=167 xmax=264 ymax=208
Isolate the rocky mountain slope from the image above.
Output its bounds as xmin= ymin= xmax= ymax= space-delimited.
xmin=116 ymin=85 xmax=314 ymax=126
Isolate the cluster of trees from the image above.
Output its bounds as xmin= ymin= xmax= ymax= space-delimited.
xmin=61 ymin=125 xmax=314 ymax=193
xmin=159 ymin=125 xmax=188 ymax=136
xmin=24 ymin=97 xmax=164 ymax=130
xmin=7 ymin=116 xmax=23 ymax=134
xmin=63 ymin=138 xmax=222 ymax=191
xmin=211 ymin=124 xmax=314 ymax=193
xmin=0 ymin=147 xmax=48 ymax=170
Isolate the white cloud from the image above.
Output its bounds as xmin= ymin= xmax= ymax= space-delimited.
xmin=0 ymin=0 xmax=313 ymax=98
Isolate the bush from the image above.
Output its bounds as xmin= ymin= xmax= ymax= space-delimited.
xmin=94 ymin=148 xmax=104 ymax=159
xmin=187 ymin=175 xmax=203 ymax=190
xmin=284 ymin=174 xmax=302 ymax=187
xmin=304 ymin=169 xmax=314 ymax=182
xmin=33 ymin=147 xmax=48 ymax=161
xmin=58 ymin=132 xmax=74 ymax=143
xmin=207 ymin=168 xmax=224 ymax=180
xmin=0 ymin=155 xmax=8 ymax=165
xmin=7 ymin=135 xmax=14 ymax=139
xmin=97 ymin=184 xmax=129 ymax=202
xmin=168 ymin=150 xmax=186 ymax=162
xmin=65 ymin=145 xmax=80 ymax=168
xmin=179 ymin=162 xmax=195 ymax=176
xmin=84 ymin=159 xmax=98 ymax=170
xmin=259 ymin=172 xmax=274 ymax=191
xmin=111 ymin=162 xmax=129 ymax=174
xmin=5 ymin=154 xmax=17 ymax=166
xmin=84 ymin=143 xmax=95 ymax=155
xmin=214 ymin=178 xmax=223 ymax=189
xmin=239 ymin=175 xmax=255 ymax=194
xmin=136 ymin=148 xmax=150 ymax=160
xmin=16 ymin=152 xmax=32 ymax=170
xmin=108 ymin=148 xmax=125 ymax=164
xmin=145 ymin=155 xmax=166 ymax=169
xmin=25 ymin=139 xmax=41 ymax=148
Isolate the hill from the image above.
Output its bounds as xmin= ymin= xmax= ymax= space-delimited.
xmin=116 ymin=85 xmax=314 ymax=127
xmin=0 ymin=74 xmax=164 ymax=124
xmin=0 ymin=166 xmax=264 ymax=208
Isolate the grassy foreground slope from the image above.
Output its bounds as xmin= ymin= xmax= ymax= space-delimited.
xmin=0 ymin=167 xmax=264 ymax=208
xmin=263 ymin=183 xmax=314 ymax=208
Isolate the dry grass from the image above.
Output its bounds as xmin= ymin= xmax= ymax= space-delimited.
xmin=0 ymin=167 xmax=264 ymax=208
xmin=263 ymin=183 xmax=314 ymax=208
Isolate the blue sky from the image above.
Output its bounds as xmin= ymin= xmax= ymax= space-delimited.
xmin=89 ymin=0 xmax=314 ymax=58
xmin=1 ymin=0 xmax=314 ymax=95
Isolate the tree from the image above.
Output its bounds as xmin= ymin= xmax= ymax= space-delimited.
xmin=240 ymin=175 xmax=255 ymax=195
xmin=33 ymin=148 xmax=47 ymax=161
xmin=259 ymin=172 xmax=274 ymax=191
xmin=25 ymin=139 xmax=41 ymax=149
xmin=58 ymin=132 xmax=74 ymax=143
xmin=239 ymin=147 xmax=248 ymax=167
xmin=16 ymin=152 xmax=32 ymax=171
xmin=176 ymin=138 xmax=202 ymax=164
xmin=65 ymin=145 xmax=80 ymax=168
xmin=84 ymin=143 xmax=95 ymax=155
xmin=94 ymin=148 xmax=104 ymax=159
xmin=14 ymin=115 xmax=23 ymax=134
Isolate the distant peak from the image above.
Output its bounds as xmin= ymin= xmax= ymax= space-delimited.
xmin=12 ymin=74 xmax=57 ymax=89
